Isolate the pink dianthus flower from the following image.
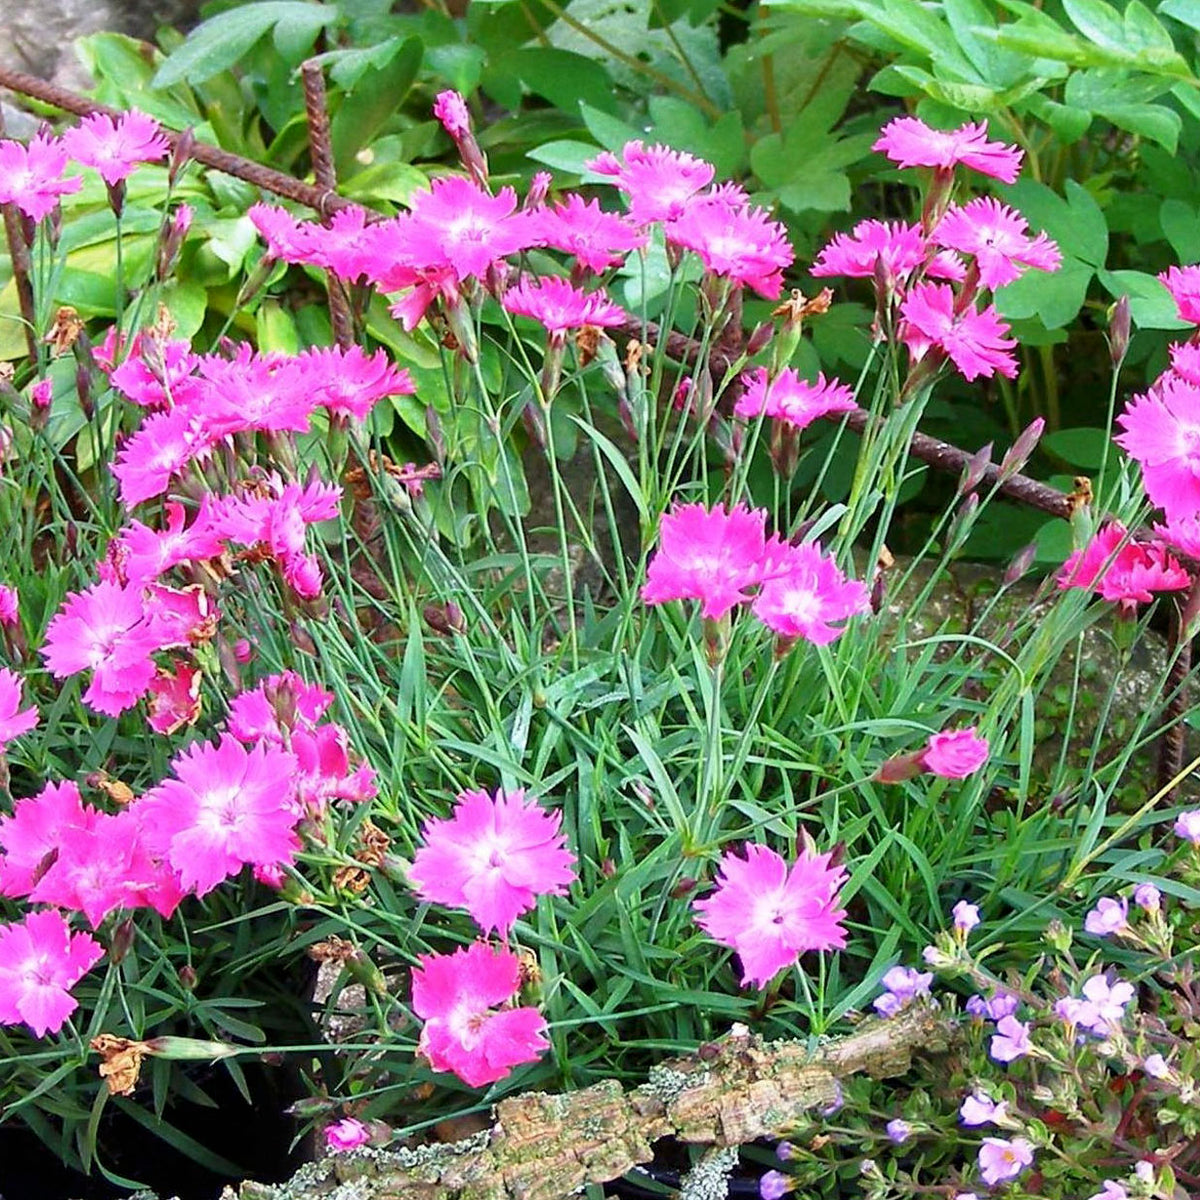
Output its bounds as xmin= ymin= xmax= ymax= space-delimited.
xmin=524 ymin=194 xmax=646 ymax=273
xmin=751 ymin=541 xmax=869 ymax=645
xmin=920 ymin=728 xmax=989 ymax=779
xmin=406 ymin=177 xmax=536 ymax=280
xmin=932 ymin=197 xmax=1061 ymax=290
xmin=813 ymin=219 xmax=925 ymax=279
xmin=0 ymin=134 xmax=82 ymax=222
xmin=0 ymin=909 xmax=103 ymax=1037
xmin=0 ymin=584 xmax=17 ymax=627
xmin=1116 ymin=377 xmax=1200 ymax=521
xmin=41 ymin=579 xmax=166 ymax=716
xmin=586 ymin=140 xmax=715 ymax=224
xmin=641 ymin=502 xmax=771 ymax=620
xmin=900 ymin=283 xmax=1018 ymax=381
xmin=0 ymin=781 xmax=100 ymax=898
xmin=873 ymin=117 xmax=1023 ymax=184
xmin=62 ymin=110 xmax=169 ymax=186
xmin=693 ymin=842 xmax=847 ymax=988
xmin=325 ymin=1117 xmax=371 ymax=1153
xmin=134 ymin=735 xmax=300 ymax=897
xmin=409 ymin=787 xmax=576 ymax=936
xmin=735 ymin=367 xmax=856 ymax=431
xmin=1057 ymin=523 xmax=1189 ymax=610
xmin=502 ymin=276 xmax=626 ymax=333
xmin=1160 ymin=265 xmax=1200 ymax=325
xmin=666 ymin=196 xmax=793 ymax=298
xmin=433 ymin=91 xmax=472 ymax=139
xmin=0 ymin=667 xmax=37 ymax=750
xmin=412 ymin=941 xmax=549 ymax=1087
xmin=298 ymin=345 xmax=414 ymax=423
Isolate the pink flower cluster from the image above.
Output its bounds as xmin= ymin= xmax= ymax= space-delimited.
xmin=641 ymin=501 xmax=869 ymax=646
xmin=103 ymin=337 xmax=413 ymax=506
xmin=0 ymin=110 xmax=170 ymax=222
xmin=404 ymin=787 xmax=575 ymax=1085
xmin=1056 ymin=522 xmax=1189 ymax=613
xmin=813 ymin=117 xmax=1060 ymax=384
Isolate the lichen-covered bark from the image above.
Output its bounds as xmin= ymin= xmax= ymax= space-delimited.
xmin=231 ymin=1005 xmax=953 ymax=1200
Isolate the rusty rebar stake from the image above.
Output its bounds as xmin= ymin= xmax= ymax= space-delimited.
xmin=300 ymin=59 xmax=354 ymax=349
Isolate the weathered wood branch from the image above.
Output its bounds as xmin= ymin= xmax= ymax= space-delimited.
xmin=233 ymin=1006 xmax=954 ymax=1200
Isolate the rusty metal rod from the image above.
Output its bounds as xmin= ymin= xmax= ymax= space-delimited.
xmin=300 ymin=59 xmax=354 ymax=348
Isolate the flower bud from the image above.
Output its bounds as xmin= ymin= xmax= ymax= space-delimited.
xmin=959 ymin=442 xmax=992 ymax=497
xmin=1107 ymin=294 xmax=1131 ymax=370
xmin=745 ymin=320 xmax=774 ymax=358
xmin=1003 ymin=541 xmax=1038 ymax=587
xmin=109 ymin=917 xmax=136 ymax=965
xmin=998 ymin=418 xmax=1045 ymax=481
xmin=423 ymin=601 xmax=466 ymax=636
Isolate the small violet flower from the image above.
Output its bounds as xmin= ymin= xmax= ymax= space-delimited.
xmin=1134 ymin=883 xmax=1161 ymax=913
xmin=952 ymin=900 xmax=981 ymax=934
xmin=1084 ymin=895 xmax=1129 ymax=937
xmin=1143 ymin=1053 xmax=1170 ymax=1079
xmin=872 ymin=965 xmax=933 ymax=1017
xmin=885 ymin=1118 xmax=911 ymax=1144
xmin=759 ymin=1170 xmax=790 ymax=1200
xmin=977 ymin=1137 xmax=1034 ymax=1186
xmin=989 ymin=1015 xmax=1032 ymax=1063
xmin=959 ymin=1093 xmax=1007 ymax=1126
xmin=1087 ymin=1183 xmax=1128 ymax=1200
xmin=1174 ymin=809 xmax=1200 ymax=844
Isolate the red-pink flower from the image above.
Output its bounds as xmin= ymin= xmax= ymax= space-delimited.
xmin=873 ymin=117 xmax=1023 ymax=184
xmin=41 ymin=580 xmax=165 ymax=716
xmin=751 ymin=542 xmax=869 ymax=645
xmin=933 ymin=197 xmax=1061 ymax=290
xmin=248 ymin=203 xmax=314 ymax=264
xmin=1057 ymin=523 xmax=1190 ymax=610
xmin=0 ymin=781 xmax=100 ymax=898
xmin=433 ymin=91 xmax=472 ymax=139
xmin=920 ymin=728 xmax=989 ymax=779
xmin=693 ymin=842 xmax=848 ymax=988
xmin=0 ymin=134 xmax=82 ymax=221
xmin=0 ymin=910 xmax=103 ymax=1036
xmin=734 ymin=368 xmax=856 ymax=431
xmin=411 ymin=941 xmax=549 ymax=1087
xmin=1160 ymin=265 xmax=1200 ymax=325
xmin=299 ymin=346 xmax=415 ymax=422
xmin=111 ymin=406 xmax=218 ymax=507
xmin=62 ymin=110 xmax=169 ymax=186
xmin=107 ymin=336 xmax=203 ymax=411
xmin=641 ymin=502 xmax=772 ymax=620
xmin=900 ymin=283 xmax=1018 ymax=381
xmin=406 ymin=177 xmax=535 ymax=280
xmin=812 ymin=219 xmax=929 ymax=281
xmin=134 ymin=735 xmax=300 ymax=897
xmin=666 ymin=196 xmax=793 ymax=297
xmin=145 ymin=661 xmax=203 ymax=736
xmin=0 ymin=667 xmax=37 ymax=750
xmin=409 ymin=788 xmax=576 ymax=936
xmin=502 ymin=276 xmax=626 ymax=333
xmin=30 ymin=809 xmax=184 ymax=926
xmin=1116 ymin=376 xmax=1200 ymax=521
xmin=586 ymin=140 xmax=715 ymax=224
xmin=325 ymin=1117 xmax=371 ymax=1153
xmin=525 ymin=194 xmax=646 ymax=273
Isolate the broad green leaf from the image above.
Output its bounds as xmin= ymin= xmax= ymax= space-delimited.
xmin=1104 ymin=103 xmax=1181 ymax=152
xmin=342 ymin=158 xmax=428 ymax=204
xmin=505 ymin=47 xmax=618 ymax=116
xmin=526 ymin=139 xmax=604 ymax=176
xmin=1160 ymin=199 xmax=1200 ymax=263
xmin=1042 ymin=427 xmax=1108 ymax=470
xmin=1097 ymin=268 xmax=1191 ymax=329
xmin=943 ymin=0 xmax=1030 ymax=87
xmin=330 ymin=36 xmax=423 ymax=175
xmin=884 ymin=64 xmax=1004 ymax=111
xmin=1161 ymin=0 xmax=1200 ymax=31
xmin=1062 ymin=0 xmax=1127 ymax=53
xmin=153 ymin=2 xmax=341 ymax=88
xmin=994 ymin=258 xmax=1092 ymax=328
xmin=579 ymin=102 xmax=644 ymax=153
xmin=1023 ymin=94 xmax=1092 ymax=142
